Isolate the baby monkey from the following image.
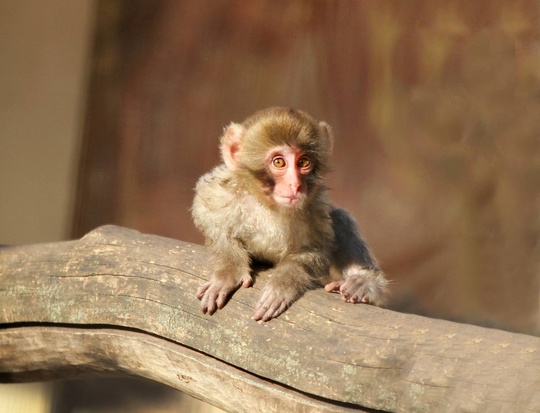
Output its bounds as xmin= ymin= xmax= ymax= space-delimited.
xmin=193 ymin=107 xmax=388 ymax=321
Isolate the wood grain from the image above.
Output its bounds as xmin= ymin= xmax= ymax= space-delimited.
xmin=1 ymin=226 xmax=539 ymax=412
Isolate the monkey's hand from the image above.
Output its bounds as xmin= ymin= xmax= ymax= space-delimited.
xmin=325 ymin=266 xmax=387 ymax=306
xmin=253 ymin=282 xmax=298 ymax=322
xmin=197 ymin=275 xmax=253 ymax=316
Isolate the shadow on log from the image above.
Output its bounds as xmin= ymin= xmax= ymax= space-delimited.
xmin=0 ymin=226 xmax=539 ymax=412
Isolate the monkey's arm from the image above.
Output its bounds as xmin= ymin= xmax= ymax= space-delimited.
xmin=326 ymin=208 xmax=388 ymax=306
xmin=254 ymin=249 xmax=329 ymax=322
xmin=196 ymin=237 xmax=253 ymax=315
xmin=192 ymin=168 xmax=253 ymax=315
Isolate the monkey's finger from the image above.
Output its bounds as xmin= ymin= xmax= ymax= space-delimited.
xmin=345 ymin=286 xmax=372 ymax=304
xmin=253 ymin=310 xmax=264 ymax=321
xmin=240 ymin=277 xmax=253 ymax=288
xmin=253 ymin=302 xmax=270 ymax=321
xmin=216 ymin=288 xmax=232 ymax=309
xmin=254 ymin=299 xmax=287 ymax=322
xmin=205 ymin=297 xmax=218 ymax=315
xmin=254 ymin=288 xmax=272 ymax=309
xmin=253 ymin=293 xmax=274 ymax=321
xmin=264 ymin=301 xmax=288 ymax=321
xmin=200 ymin=296 xmax=214 ymax=315
xmin=200 ymin=298 xmax=209 ymax=314
xmin=324 ymin=281 xmax=343 ymax=292
xmin=200 ymin=287 xmax=221 ymax=315
xmin=196 ymin=282 xmax=212 ymax=300
xmin=200 ymin=294 xmax=209 ymax=313
xmin=348 ymin=294 xmax=361 ymax=304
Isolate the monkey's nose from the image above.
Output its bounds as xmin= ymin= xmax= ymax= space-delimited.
xmin=289 ymin=180 xmax=301 ymax=194
xmin=285 ymin=170 xmax=302 ymax=193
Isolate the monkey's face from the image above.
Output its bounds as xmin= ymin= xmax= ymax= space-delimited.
xmin=219 ymin=107 xmax=332 ymax=209
xmin=265 ymin=145 xmax=315 ymax=207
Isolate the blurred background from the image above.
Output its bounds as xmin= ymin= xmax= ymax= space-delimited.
xmin=1 ymin=0 xmax=538 ymax=412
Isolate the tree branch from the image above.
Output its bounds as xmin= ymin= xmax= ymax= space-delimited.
xmin=1 ymin=226 xmax=538 ymax=413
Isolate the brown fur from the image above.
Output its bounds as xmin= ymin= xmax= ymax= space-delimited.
xmin=192 ymin=107 xmax=388 ymax=321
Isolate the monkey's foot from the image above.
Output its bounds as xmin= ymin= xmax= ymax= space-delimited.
xmin=196 ymin=276 xmax=252 ymax=315
xmin=325 ymin=267 xmax=388 ymax=306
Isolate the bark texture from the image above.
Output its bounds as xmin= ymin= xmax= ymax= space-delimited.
xmin=0 ymin=226 xmax=538 ymax=413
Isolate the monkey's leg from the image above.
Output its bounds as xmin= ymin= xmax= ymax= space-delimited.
xmin=325 ymin=266 xmax=387 ymax=305
xmin=196 ymin=241 xmax=252 ymax=315
xmin=326 ymin=208 xmax=388 ymax=306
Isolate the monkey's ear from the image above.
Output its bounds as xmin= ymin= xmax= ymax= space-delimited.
xmin=220 ymin=122 xmax=245 ymax=170
xmin=319 ymin=121 xmax=334 ymax=154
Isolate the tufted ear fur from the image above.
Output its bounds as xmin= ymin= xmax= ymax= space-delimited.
xmin=220 ymin=123 xmax=245 ymax=170
xmin=318 ymin=121 xmax=334 ymax=156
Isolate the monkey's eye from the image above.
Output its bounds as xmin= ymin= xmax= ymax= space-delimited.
xmin=272 ymin=157 xmax=286 ymax=168
xmin=297 ymin=157 xmax=312 ymax=169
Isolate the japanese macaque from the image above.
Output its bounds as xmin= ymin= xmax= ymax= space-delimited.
xmin=192 ymin=107 xmax=388 ymax=321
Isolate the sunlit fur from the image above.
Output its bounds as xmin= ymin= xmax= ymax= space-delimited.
xmin=230 ymin=107 xmax=332 ymax=179
xmin=192 ymin=107 xmax=388 ymax=321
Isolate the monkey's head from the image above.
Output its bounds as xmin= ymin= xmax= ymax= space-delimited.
xmin=220 ymin=107 xmax=333 ymax=208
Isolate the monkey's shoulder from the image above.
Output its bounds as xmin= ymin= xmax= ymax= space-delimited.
xmin=192 ymin=165 xmax=252 ymax=222
xmin=194 ymin=165 xmax=237 ymax=204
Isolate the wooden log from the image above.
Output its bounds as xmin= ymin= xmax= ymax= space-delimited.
xmin=0 ymin=226 xmax=539 ymax=413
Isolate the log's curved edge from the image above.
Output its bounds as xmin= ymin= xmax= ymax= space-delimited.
xmin=1 ymin=225 xmax=539 ymax=413
xmin=0 ymin=325 xmax=374 ymax=413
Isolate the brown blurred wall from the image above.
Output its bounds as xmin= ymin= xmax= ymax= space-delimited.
xmin=0 ymin=1 xmax=539 ymax=412
xmin=0 ymin=2 xmax=219 ymax=413
xmin=0 ymin=0 xmax=94 ymax=244
xmin=0 ymin=1 xmax=95 ymax=412
xmin=75 ymin=1 xmax=539 ymax=335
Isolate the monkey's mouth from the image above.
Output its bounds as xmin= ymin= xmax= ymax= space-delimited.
xmin=274 ymin=195 xmax=301 ymax=206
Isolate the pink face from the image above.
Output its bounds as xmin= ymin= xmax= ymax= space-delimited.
xmin=267 ymin=146 xmax=314 ymax=207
